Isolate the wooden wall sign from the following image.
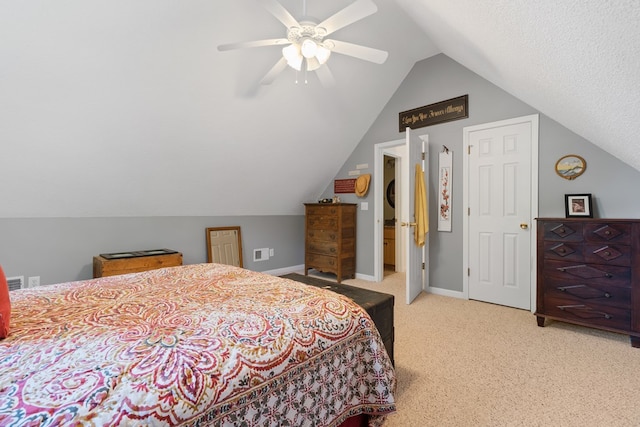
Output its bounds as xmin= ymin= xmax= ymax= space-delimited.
xmin=334 ymin=178 xmax=356 ymax=193
xmin=399 ymin=95 xmax=469 ymax=132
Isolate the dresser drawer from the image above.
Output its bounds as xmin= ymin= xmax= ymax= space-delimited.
xmin=544 ymin=259 xmax=631 ymax=287
xmin=542 ymin=222 xmax=584 ymax=242
xmin=306 ymin=253 xmax=338 ymax=271
xmin=306 ymin=205 xmax=341 ymax=216
xmin=307 ymin=229 xmax=338 ymax=242
xmin=584 ymin=223 xmax=632 ymax=244
xmin=543 ymin=294 xmax=630 ymax=331
xmin=543 ymin=242 xmax=585 ymax=262
xmin=544 ymin=277 xmax=631 ymax=309
xmin=307 ymin=240 xmax=339 ymax=256
xmin=307 ymin=214 xmax=339 ymax=230
xmin=584 ymin=243 xmax=631 ymax=266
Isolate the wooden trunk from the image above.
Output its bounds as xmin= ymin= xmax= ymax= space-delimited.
xmin=93 ymin=251 xmax=183 ymax=278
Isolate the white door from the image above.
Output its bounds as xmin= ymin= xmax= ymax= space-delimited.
xmin=403 ymin=128 xmax=429 ymax=304
xmin=464 ymin=115 xmax=538 ymax=310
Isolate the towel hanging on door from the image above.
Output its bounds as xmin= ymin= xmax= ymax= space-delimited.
xmin=414 ymin=163 xmax=428 ymax=246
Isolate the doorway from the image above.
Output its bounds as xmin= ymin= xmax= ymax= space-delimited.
xmin=383 ymin=155 xmax=397 ymax=273
xmin=374 ymin=141 xmax=405 ymax=283
xmin=463 ymin=114 xmax=539 ymax=310
xmin=374 ymin=129 xmax=428 ymax=304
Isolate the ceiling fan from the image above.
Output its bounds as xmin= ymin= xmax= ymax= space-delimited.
xmin=217 ymin=0 xmax=388 ymax=87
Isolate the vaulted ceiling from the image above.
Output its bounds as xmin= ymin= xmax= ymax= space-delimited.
xmin=1 ymin=0 xmax=638 ymax=218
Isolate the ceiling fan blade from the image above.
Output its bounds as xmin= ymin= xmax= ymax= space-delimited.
xmin=316 ymin=0 xmax=377 ymax=36
xmin=325 ymin=39 xmax=388 ymax=64
xmin=256 ymin=0 xmax=300 ymax=29
xmin=260 ymin=57 xmax=288 ymax=85
xmin=218 ymin=38 xmax=289 ymax=51
xmin=314 ymin=64 xmax=336 ymax=88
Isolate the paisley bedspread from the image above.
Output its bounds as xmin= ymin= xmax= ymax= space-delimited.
xmin=0 ymin=263 xmax=395 ymax=426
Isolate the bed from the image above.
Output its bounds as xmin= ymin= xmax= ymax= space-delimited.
xmin=0 ymin=263 xmax=396 ymax=426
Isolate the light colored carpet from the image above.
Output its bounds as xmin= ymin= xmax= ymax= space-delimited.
xmin=306 ymin=270 xmax=640 ymax=426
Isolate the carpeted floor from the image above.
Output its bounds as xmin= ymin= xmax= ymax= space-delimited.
xmin=287 ymin=270 xmax=640 ymax=427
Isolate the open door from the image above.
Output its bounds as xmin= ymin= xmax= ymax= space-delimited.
xmin=403 ymin=128 xmax=429 ymax=304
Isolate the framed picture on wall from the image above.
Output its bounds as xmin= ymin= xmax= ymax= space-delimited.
xmin=565 ymin=194 xmax=593 ymax=218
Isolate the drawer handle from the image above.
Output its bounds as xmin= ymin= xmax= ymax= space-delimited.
xmin=604 ymin=292 xmax=611 ymax=298
xmin=605 ymin=230 xmax=611 ymax=235
xmin=604 ymin=251 xmax=611 ymax=256
xmin=604 ymin=314 xmax=612 ymax=319
xmin=604 ymin=273 xmax=613 ymax=279
xmin=559 ymin=228 xmax=565 ymax=234
xmin=559 ymin=248 xmax=566 ymax=253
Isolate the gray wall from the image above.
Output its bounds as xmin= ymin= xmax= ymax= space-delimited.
xmin=324 ymin=54 xmax=640 ymax=291
xmin=0 ymin=216 xmax=304 ymax=285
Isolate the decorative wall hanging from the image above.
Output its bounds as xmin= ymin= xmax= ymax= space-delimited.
xmin=555 ymin=154 xmax=586 ymax=180
xmin=438 ymin=146 xmax=453 ymax=232
xmin=399 ymin=95 xmax=468 ymax=132
xmin=565 ymin=194 xmax=593 ymax=218
xmin=334 ymin=178 xmax=356 ymax=193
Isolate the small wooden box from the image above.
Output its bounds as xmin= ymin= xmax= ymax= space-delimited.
xmin=93 ymin=250 xmax=183 ymax=278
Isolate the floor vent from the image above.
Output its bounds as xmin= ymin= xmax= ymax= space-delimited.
xmin=7 ymin=276 xmax=24 ymax=291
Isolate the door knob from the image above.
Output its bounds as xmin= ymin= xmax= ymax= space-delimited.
xmin=520 ymin=223 xmax=529 ymax=229
xmin=401 ymin=222 xmax=417 ymax=227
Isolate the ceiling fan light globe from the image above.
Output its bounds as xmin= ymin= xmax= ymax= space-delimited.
xmin=316 ymin=45 xmax=331 ymax=65
xmin=300 ymin=38 xmax=318 ymax=59
xmin=282 ymin=44 xmax=303 ymax=70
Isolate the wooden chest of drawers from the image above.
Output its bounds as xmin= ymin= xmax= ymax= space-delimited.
xmin=536 ymin=218 xmax=640 ymax=347
xmin=93 ymin=250 xmax=183 ymax=278
xmin=304 ymin=203 xmax=357 ymax=283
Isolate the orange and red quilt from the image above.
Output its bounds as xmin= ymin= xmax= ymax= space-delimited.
xmin=0 ymin=263 xmax=395 ymax=426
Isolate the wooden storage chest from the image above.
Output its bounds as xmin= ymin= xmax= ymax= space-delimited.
xmin=304 ymin=203 xmax=356 ymax=283
xmin=284 ymin=273 xmax=394 ymax=365
xmin=93 ymin=250 xmax=183 ymax=278
xmin=536 ymin=218 xmax=640 ymax=347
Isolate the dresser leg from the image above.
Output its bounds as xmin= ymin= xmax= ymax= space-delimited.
xmin=631 ymin=336 xmax=640 ymax=348
xmin=536 ymin=316 xmax=545 ymax=327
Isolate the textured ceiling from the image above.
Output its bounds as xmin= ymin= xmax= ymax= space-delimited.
xmin=397 ymin=0 xmax=640 ymax=171
xmin=1 ymin=0 xmax=638 ymax=217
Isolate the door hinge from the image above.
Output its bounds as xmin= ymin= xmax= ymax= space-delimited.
xmin=422 ymin=152 xmax=425 ymax=160
xmin=467 ymin=268 xmax=470 ymax=276
xmin=468 ymin=145 xmax=471 ymax=155
xmin=422 ymin=262 xmax=425 ymax=270
xmin=468 ymin=207 xmax=470 ymax=216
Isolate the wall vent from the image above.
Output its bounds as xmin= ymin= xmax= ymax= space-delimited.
xmin=253 ymin=248 xmax=270 ymax=262
xmin=7 ymin=276 xmax=25 ymax=291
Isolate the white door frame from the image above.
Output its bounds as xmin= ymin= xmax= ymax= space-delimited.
xmin=462 ymin=114 xmax=539 ymax=312
xmin=374 ymin=139 xmax=405 ymax=282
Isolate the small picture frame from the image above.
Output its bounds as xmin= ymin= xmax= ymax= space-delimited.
xmin=565 ymin=194 xmax=593 ymax=218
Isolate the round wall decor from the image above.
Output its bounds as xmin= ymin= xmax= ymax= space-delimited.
xmin=555 ymin=154 xmax=586 ymax=180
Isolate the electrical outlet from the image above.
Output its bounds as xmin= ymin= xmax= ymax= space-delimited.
xmin=28 ymin=276 xmax=40 ymax=288
xmin=269 ymin=248 xmax=274 ymax=257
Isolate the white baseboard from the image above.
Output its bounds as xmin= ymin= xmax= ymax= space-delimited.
xmin=426 ymin=286 xmax=465 ymax=299
xmin=355 ymin=272 xmax=376 ymax=282
xmin=263 ymin=264 xmax=304 ymax=277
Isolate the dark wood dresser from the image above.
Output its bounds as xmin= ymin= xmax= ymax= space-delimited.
xmin=536 ymin=218 xmax=640 ymax=347
xmin=304 ymin=203 xmax=356 ymax=283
